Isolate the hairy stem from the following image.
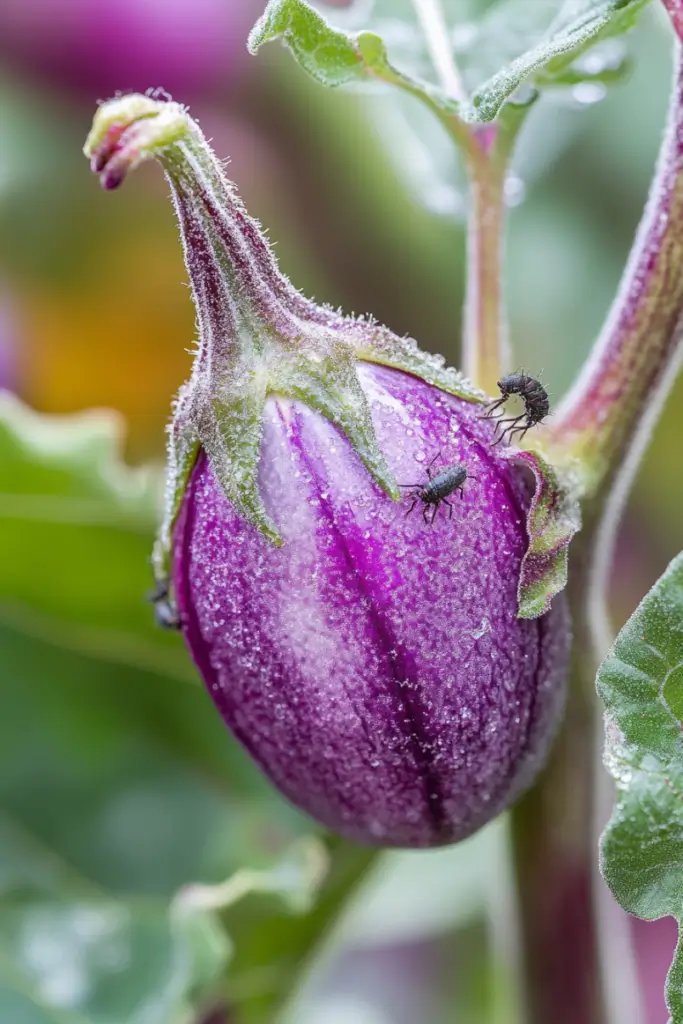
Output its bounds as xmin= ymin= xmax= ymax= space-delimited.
xmin=509 ymin=48 xmax=683 ymax=1024
xmin=550 ymin=40 xmax=683 ymax=493
xmin=512 ymin=510 xmax=646 ymax=1024
xmin=512 ymin=39 xmax=683 ymax=1022
xmin=511 ymin=529 xmax=606 ymax=1024
xmin=462 ymin=144 xmax=509 ymax=395
xmin=514 ymin=35 xmax=683 ymax=1023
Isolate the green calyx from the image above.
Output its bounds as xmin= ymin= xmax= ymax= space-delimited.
xmin=160 ymin=334 xmax=406 ymax=565
xmin=86 ymin=94 xmax=485 ymax=590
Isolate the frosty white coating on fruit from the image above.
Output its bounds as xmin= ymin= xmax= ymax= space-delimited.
xmin=174 ymin=367 xmax=570 ymax=846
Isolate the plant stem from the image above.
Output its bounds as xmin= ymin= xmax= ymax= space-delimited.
xmin=549 ymin=40 xmax=683 ymax=494
xmin=411 ymin=0 xmax=468 ymax=104
xmin=511 ymin=40 xmax=683 ymax=1023
xmin=462 ymin=143 xmax=510 ymax=395
xmin=225 ymin=838 xmax=379 ymax=1022
xmin=511 ymin=527 xmax=606 ymax=1024
xmin=511 ymin=512 xmax=646 ymax=1024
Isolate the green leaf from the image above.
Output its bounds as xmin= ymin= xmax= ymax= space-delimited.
xmin=249 ymin=0 xmax=649 ymax=124
xmin=0 ymin=839 xmax=330 ymax=1024
xmin=502 ymin=449 xmax=581 ymax=619
xmin=597 ymin=554 xmax=683 ymax=757
xmin=0 ymin=621 xmax=330 ymax=1023
xmin=0 ymin=897 xmax=228 ymax=1024
xmin=0 ymin=628 xmax=228 ymax=1023
xmin=599 ymin=553 xmax=683 ymax=1023
xmin=248 ymin=0 xmax=457 ymax=109
xmin=248 ymin=0 xmax=364 ymax=88
xmin=0 ymin=391 xmax=195 ymax=684
xmin=470 ymin=0 xmax=649 ymax=121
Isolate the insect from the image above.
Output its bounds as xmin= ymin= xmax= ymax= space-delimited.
xmin=401 ymin=454 xmax=473 ymax=525
xmin=481 ymin=373 xmax=550 ymax=446
xmin=149 ymin=579 xmax=181 ymax=630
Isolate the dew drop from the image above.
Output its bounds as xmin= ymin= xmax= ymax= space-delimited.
xmin=451 ymin=22 xmax=477 ymax=51
xmin=504 ymin=175 xmax=526 ymax=207
xmin=572 ymin=82 xmax=607 ymax=106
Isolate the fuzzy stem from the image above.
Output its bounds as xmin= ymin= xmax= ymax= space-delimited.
xmin=511 ymin=510 xmax=646 ymax=1024
xmin=510 ymin=43 xmax=683 ymax=1024
xmin=507 ymin=45 xmax=683 ymax=1020
xmin=513 ymin=30 xmax=683 ymax=1024
xmin=461 ymin=139 xmax=511 ymax=395
xmin=511 ymin=536 xmax=607 ymax=1024
xmin=550 ymin=40 xmax=683 ymax=492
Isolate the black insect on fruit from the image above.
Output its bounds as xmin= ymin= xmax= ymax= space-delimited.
xmin=481 ymin=373 xmax=550 ymax=446
xmin=149 ymin=579 xmax=181 ymax=630
xmin=401 ymin=454 xmax=472 ymax=525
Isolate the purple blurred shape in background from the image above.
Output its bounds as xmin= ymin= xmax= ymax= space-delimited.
xmin=0 ymin=292 xmax=19 ymax=391
xmin=633 ymin=916 xmax=679 ymax=1024
xmin=0 ymin=0 xmax=258 ymax=99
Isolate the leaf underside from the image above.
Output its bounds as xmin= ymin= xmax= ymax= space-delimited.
xmin=249 ymin=0 xmax=649 ymax=123
xmin=248 ymin=0 xmax=648 ymax=219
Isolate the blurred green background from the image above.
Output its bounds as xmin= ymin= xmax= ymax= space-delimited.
xmin=0 ymin=1 xmax=681 ymax=1022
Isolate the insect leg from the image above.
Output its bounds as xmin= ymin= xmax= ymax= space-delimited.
xmin=491 ymin=428 xmax=511 ymax=447
xmin=404 ymin=496 xmax=418 ymax=517
xmin=506 ymin=424 xmax=531 ymax=443
xmin=149 ymin=579 xmax=169 ymax=604
xmin=442 ymin=499 xmax=454 ymax=518
xmin=148 ymin=579 xmax=181 ymax=630
xmin=493 ymin=415 xmax=524 ymax=429
xmin=491 ymin=414 xmax=522 ymax=439
xmin=479 ymin=396 xmax=507 ymax=420
xmin=491 ymin=415 xmax=524 ymax=447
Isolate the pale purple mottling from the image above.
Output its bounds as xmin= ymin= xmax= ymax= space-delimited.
xmin=0 ymin=299 xmax=17 ymax=391
xmin=174 ymin=364 xmax=569 ymax=848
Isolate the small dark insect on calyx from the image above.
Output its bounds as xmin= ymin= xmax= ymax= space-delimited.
xmin=149 ymin=579 xmax=181 ymax=630
xmin=400 ymin=453 xmax=474 ymax=525
xmin=481 ymin=373 xmax=550 ymax=446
